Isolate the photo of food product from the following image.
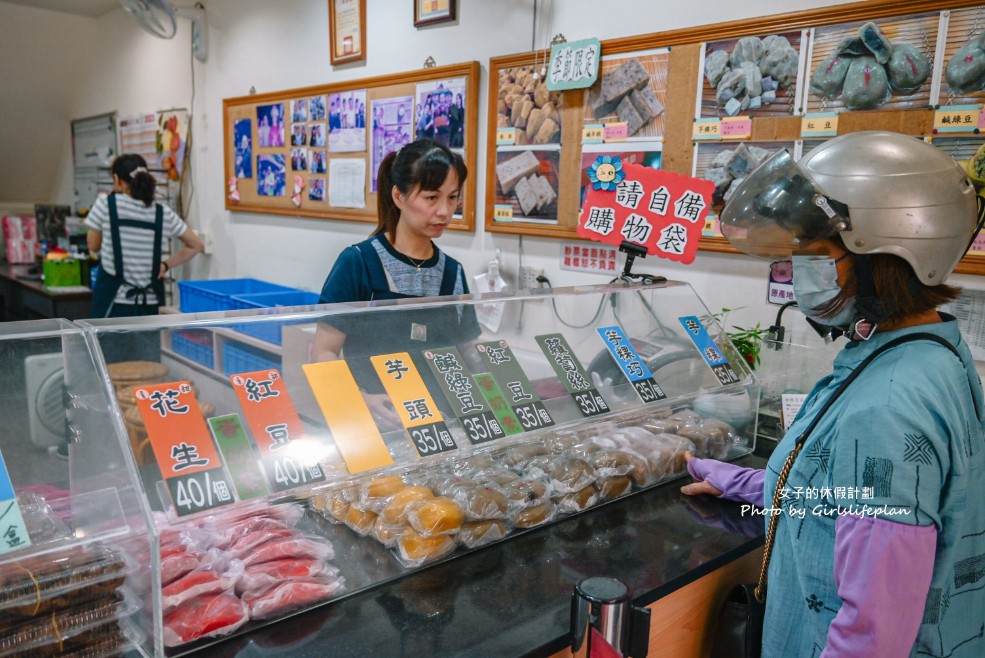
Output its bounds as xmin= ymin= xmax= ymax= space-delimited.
xmin=700 ymin=32 xmax=803 ymax=118
xmin=695 ymin=141 xmax=793 ymax=206
xmin=806 ymin=13 xmax=937 ymax=113
xmin=495 ymin=65 xmax=563 ymax=145
xmin=494 ymin=147 xmax=560 ymax=221
xmin=582 ymin=50 xmax=669 ymax=138
xmin=942 ymin=7 xmax=985 ymax=103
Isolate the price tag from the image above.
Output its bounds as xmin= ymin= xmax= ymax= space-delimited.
xmin=423 ymin=347 xmax=507 ymax=445
xmin=0 ymin=449 xmax=30 ymax=554
xmin=979 ymin=108 xmax=985 ymax=131
xmin=692 ymin=118 xmax=721 ymax=140
xmin=230 ymin=370 xmax=326 ymax=493
xmin=134 ymin=381 xmax=235 ymax=516
xmin=496 ymin=127 xmax=517 ymax=145
xmin=473 ymin=373 xmax=524 ymax=436
xmin=934 ymin=105 xmax=981 ymax=133
xmin=371 ymin=352 xmax=458 ymax=457
xmin=596 ymin=326 xmax=667 ymax=404
xmin=207 ymin=414 xmax=269 ymax=501
xmin=603 ymin=122 xmax=629 ymax=142
xmin=494 ymin=204 xmax=513 ymax=221
xmin=475 ymin=340 xmax=555 ymax=430
xmin=535 ymin=333 xmax=610 ymax=418
xmin=582 ymin=124 xmax=605 ymax=144
xmin=801 ymin=112 xmax=839 ymax=137
xmin=678 ymin=316 xmax=741 ymax=385
xmin=302 ymin=361 xmax=394 ymax=474
xmin=720 ymin=116 xmax=752 ymax=139
xmin=781 ymin=393 xmax=808 ymax=431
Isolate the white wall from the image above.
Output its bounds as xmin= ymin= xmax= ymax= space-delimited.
xmin=6 ymin=0 xmax=984 ymax=330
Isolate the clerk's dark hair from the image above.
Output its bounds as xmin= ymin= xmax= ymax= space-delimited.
xmin=112 ymin=153 xmax=156 ymax=207
xmin=374 ymin=139 xmax=467 ymax=237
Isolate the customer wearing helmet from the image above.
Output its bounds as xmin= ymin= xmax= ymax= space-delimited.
xmin=682 ymin=131 xmax=985 ymax=657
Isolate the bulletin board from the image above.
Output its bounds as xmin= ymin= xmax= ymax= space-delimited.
xmin=485 ymin=0 xmax=985 ymax=277
xmin=224 ymin=61 xmax=480 ymax=231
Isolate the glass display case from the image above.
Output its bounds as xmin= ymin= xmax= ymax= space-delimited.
xmin=2 ymin=280 xmax=758 ymax=656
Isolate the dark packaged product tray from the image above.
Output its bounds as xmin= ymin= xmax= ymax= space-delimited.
xmin=3 ymin=619 xmax=135 ymax=658
xmin=0 ymin=588 xmax=139 ymax=657
xmin=0 ymin=545 xmax=131 ymax=621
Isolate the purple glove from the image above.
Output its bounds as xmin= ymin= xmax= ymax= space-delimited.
xmin=686 ymin=457 xmax=765 ymax=506
xmin=821 ymin=514 xmax=936 ymax=657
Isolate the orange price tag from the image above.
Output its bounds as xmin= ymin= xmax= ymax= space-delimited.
xmin=371 ymin=352 xmax=458 ymax=457
xmin=133 ymin=381 xmax=235 ymax=516
xmin=692 ymin=119 xmax=721 ymax=140
xmin=230 ymin=369 xmax=327 ymax=492
xmin=302 ymin=361 xmax=394 ymax=474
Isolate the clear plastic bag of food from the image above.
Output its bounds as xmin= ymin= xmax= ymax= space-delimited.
xmin=162 ymin=592 xmax=249 ymax=648
xmin=405 ymin=497 xmax=464 ymax=537
xmin=393 ymin=529 xmax=457 ymax=567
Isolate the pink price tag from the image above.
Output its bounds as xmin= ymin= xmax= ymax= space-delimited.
xmin=979 ymin=108 xmax=985 ymax=131
xmin=603 ymin=123 xmax=629 ymax=142
xmin=721 ymin=117 xmax=752 ymax=138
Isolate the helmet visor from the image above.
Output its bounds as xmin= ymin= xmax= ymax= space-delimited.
xmin=719 ymin=149 xmax=848 ymax=260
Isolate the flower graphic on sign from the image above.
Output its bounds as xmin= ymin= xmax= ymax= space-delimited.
xmin=587 ymin=155 xmax=625 ymax=191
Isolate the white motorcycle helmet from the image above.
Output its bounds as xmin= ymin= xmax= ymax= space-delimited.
xmin=720 ymin=130 xmax=979 ymax=286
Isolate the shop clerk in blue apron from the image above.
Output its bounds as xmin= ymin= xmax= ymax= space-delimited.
xmin=86 ymin=153 xmax=204 ymax=319
xmin=315 ymin=139 xmax=481 ymax=427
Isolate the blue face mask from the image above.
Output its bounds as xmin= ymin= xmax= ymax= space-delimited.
xmin=792 ymin=255 xmax=856 ymax=328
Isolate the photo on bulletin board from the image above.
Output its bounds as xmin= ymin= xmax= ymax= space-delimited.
xmin=494 ymin=146 xmax=560 ymax=222
xmin=291 ymin=148 xmax=308 ymax=172
xmin=257 ymin=154 xmax=286 ymax=197
xmin=578 ymin=142 xmax=663 ymax=209
xmin=583 ymin=48 xmax=669 ymax=140
xmin=309 ymin=178 xmax=327 ymax=202
xmin=291 ymin=123 xmax=307 ymax=146
xmin=699 ymin=31 xmax=805 ymax=119
xmin=310 ymin=123 xmax=327 ymax=148
xmin=805 ymin=12 xmax=938 ymax=114
xmin=256 ymin=103 xmax=285 ymax=148
xmin=310 ymin=150 xmax=327 ymax=174
xmin=291 ymin=98 xmax=308 ymax=122
xmin=415 ymin=77 xmax=466 ymax=148
xmin=694 ymin=141 xmax=794 ymax=210
xmin=371 ymin=95 xmax=414 ymax=192
xmin=233 ymin=119 xmax=252 ymax=179
xmin=310 ymin=95 xmax=327 ymax=121
xmin=941 ymin=6 xmax=985 ymax=103
xmin=495 ymin=65 xmax=563 ymax=145
xmin=328 ymin=90 xmax=367 ymax=152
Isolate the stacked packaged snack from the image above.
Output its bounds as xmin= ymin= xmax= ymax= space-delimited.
xmin=156 ymin=503 xmax=345 ymax=648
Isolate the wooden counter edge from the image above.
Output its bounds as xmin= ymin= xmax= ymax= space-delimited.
xmin=547 ymin=546 xmax=764 ymax=658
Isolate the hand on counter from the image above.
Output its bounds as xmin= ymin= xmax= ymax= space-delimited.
xmin=680 ymin=451 xmax=765 ymax=506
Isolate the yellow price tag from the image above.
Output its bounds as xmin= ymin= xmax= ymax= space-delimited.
xmin=496 ymin=128 xmax=517 ymax=144
xmin=801 ymin=113 xmax=839 ymax=137
xmin=934 ymin=106 xmax=980 ymax=132
xmin=494 ymin=205 xmax=513 ymax=220
xmin=692 ymin=119 xmax=721 ymax=140
xmin=301 ymin=361 xmax=393 ymax=474
xmin=582 ymin=125 xmax=604 ymax=142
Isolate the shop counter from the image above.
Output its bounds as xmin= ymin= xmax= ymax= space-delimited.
xmin=0 ymin=262 xmax=91 ymax=321
xmin=194 ymin=455 xmax=765 ymax=658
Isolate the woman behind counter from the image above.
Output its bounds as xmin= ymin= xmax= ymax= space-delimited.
xmin=314 ymin=139 xmax=479 ymax=421
xmin=682 ymin=131 xmax=985 ymax=658
xmin=86 ymin=153 xmax=203 ymax=318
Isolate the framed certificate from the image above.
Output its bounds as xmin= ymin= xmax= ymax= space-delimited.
xmin=329 ymin=0 xmax=366 ymax=65
xmin=414 ymin=0 xmax=456 ymax=27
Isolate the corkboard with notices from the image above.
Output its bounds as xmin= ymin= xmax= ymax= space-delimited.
xmin=484 ymin=0 xmax=985 ymax=276
xmin=223 ymin=61 xmax=480 ymax=231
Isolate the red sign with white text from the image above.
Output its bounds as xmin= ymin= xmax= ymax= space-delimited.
xmin=578 ymin=162 xmax=714 ymax=265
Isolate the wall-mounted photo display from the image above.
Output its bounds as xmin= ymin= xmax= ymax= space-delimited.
xmin=583 ymin=48 xmax=670 ymax=139
xmin=371 ymin=96 xmax=414 ymax=192
xmin=693 ymin=141 xmax=797 ymax=211
xmin=233 ymin=119 xmax=252 ymax=179
xmin=805 ymin=12 xmax=939 ymax=114
xmin=699 ymin=32 xmax=807 ymax=118
xmin=223 ymin=61 xmax=478 ymax=229
xmin=942 ymin=6 xmax=985 ymax=103
xmin=256 ymin=103 xmax=286 ymax=148
xmin=931 ymin=135 xmax=985 ymax=255
xmin=329 ymin=90 xmax=367 ymax=152
xmin=494 ymin=146 xmax=561 ymax=223
xmin=257 ymin=154 xmax=286 ymax=196
xmin=415 ymin=77 xmax=467 ymax=148
xmin=578 ymin=142 xmax=663 ymax=209
xmin=495 ymin=64 xmax=563 ymax=145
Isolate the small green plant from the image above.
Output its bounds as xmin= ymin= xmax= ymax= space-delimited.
xmin=711 ymin=308 xmax=770 ymax=370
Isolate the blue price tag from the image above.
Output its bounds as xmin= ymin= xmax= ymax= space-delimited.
xmin=0 ymin=449 xmax=31 ymax=554
xmin=596 ymin=326 xmax=666 ymax=403
xmin=679 ymin=315 xmax=740 ymax=385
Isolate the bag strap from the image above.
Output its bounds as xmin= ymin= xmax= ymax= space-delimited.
xmin=753 ymin=331 xmax=967 ymax=602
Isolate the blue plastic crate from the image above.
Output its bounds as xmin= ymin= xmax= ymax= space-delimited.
xmin=222 ymin=340 xmax=282 ymax=376
xmin=178 ymin=278 xmax=297 ymax=313
xmin=228 ymin=290 xmax=321 ymax=345
xmin=171 ymin=330 xmax=215 ymax=368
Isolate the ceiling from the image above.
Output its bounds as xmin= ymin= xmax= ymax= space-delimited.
xmin=1 ymin=0 xmax=121 ymax=18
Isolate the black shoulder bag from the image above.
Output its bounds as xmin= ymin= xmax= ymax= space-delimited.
xmin=711 ymin=332 xmax=971 ymax=658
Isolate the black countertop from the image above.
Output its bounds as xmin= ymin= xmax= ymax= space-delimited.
xmin=192 ymin=455 xmax=766 ymax=658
